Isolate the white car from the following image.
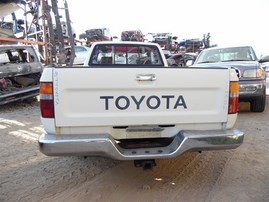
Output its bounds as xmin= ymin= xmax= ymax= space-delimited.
xmin=73 ymin=45 xmax=91 ymax=65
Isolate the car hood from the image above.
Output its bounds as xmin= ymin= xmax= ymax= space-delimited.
xmin=192 ymin=61 xmax=262 ymax=80
xmin=193 ymin=61 xmax=260 ymax=70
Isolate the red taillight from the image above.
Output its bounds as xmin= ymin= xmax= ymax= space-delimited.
xmin=40 ymin=99 xmax=54 ymax=118
xmin=40 ymin=82 xmax=54 ymax=118
xmin=229 ymin=81 xmax=239 ymax=114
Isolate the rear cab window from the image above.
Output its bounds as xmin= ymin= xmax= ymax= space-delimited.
xmin=88 ymin=44 xmax=164 ymax=66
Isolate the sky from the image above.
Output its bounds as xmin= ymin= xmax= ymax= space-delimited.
xmin=66 ymin=0 xmax=269 ymax=57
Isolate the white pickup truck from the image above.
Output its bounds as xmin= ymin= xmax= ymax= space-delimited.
xmin=38 ymin=41 xmax=244 ymax=168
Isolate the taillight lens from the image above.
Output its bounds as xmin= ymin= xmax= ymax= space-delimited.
xmin=229 ymin=81 xmax=239 ymax=114
xmin=40 ymin=82 xmax=54 ymax=118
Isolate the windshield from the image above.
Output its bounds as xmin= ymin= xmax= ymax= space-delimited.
xmin=195 ymin=46 xmax=257 ymax=64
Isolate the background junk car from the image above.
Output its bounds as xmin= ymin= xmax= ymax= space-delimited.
xmin=0 ymin=45 xmax=43 ymax=105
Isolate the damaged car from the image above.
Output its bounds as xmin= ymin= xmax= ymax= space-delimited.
xmin=0 ymin=45 xmax=44 ymax=105
xmin=167 ymin=52 xmax=197 ymax=67
xmin=79 ymin=28 xmax=112 ymax=46
xmin=121 ymin=30 xmax=144 ymax=42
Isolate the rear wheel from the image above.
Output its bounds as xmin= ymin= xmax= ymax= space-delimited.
xmin=250 ymin=94 xmax=266 ymax=112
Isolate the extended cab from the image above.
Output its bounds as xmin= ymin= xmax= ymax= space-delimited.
xmin=38 ymin=41 xmax=244 ymax=168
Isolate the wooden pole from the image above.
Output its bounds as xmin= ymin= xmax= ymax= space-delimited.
xmin=0 ymin=36 xmax=46 ymax=45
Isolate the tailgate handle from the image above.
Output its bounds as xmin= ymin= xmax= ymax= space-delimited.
xmin=136 ymin=74 xmax=156 ymax=81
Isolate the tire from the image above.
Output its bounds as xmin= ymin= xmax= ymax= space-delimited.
xmin=250 ymin=94 xmax=266 ymax=112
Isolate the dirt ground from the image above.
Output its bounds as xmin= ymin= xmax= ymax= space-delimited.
xmin=0 ymin=96 xmax=268 ymax=202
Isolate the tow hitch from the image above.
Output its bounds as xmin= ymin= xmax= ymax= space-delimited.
xmin=134 ymin=159 xmax=156 ymax=170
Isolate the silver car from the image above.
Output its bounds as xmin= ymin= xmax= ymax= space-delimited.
xmin=73 ymin=45 xmax=91 ymax=65
xmin=192 ymin=46 xmax=266 ymax=112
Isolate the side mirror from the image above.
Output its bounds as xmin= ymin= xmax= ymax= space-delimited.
xmin=259 ymin=55 xmax=269 ymax=63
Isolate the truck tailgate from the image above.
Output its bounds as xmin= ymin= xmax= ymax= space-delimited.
xmin=53 ymin=67 xmax=230 ymax=127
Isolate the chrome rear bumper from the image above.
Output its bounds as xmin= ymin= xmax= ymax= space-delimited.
xmin=38 ymin=129 xmax=244 ymax=160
